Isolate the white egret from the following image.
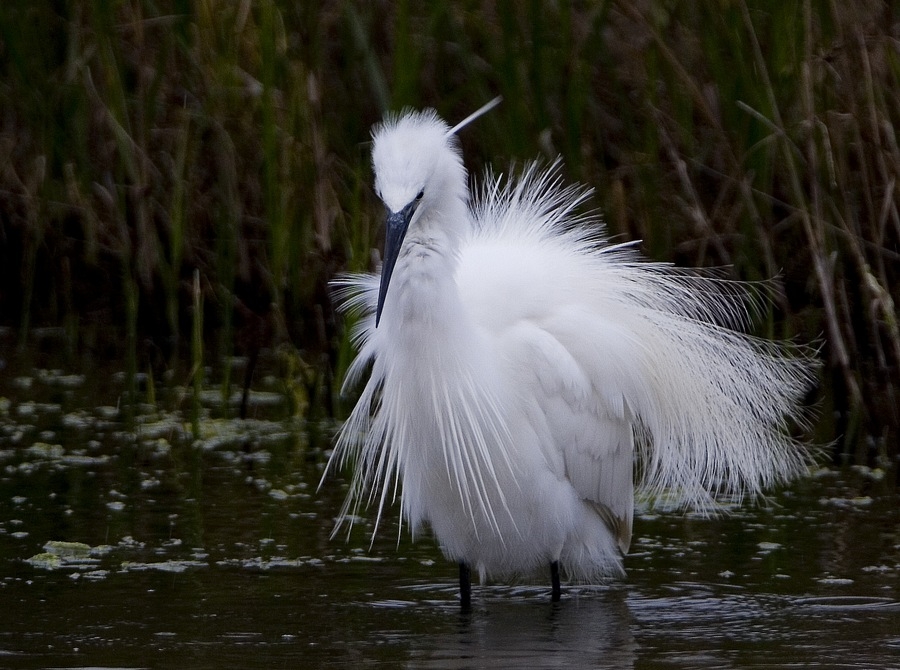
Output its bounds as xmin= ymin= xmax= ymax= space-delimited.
xmin=325 ymin=100 xmax=816 ymax=607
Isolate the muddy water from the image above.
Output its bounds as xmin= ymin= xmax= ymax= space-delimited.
xmin=0 ymin=348 xmax=898 ymax=669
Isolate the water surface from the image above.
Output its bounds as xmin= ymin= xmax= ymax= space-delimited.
xmin=1 ymin=353 xmax=898 ymax=669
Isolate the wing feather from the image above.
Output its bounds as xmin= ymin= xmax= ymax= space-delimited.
xmin=458 ymin=161 xmax=815 ymax=519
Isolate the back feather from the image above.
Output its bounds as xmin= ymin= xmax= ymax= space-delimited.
xmin=464 ymin=161 xmax=817 ymax=511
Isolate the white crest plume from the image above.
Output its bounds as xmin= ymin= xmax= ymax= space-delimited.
xmin=447 ymin=96 xmax=503 ymax=136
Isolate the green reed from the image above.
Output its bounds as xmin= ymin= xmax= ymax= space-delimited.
xmin=191 ymin=268 xmax=203 ymax=440
xmin=0 ymin=0 xmax=897 ymax=461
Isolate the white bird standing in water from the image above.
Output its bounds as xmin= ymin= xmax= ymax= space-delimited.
xmin=325 ymin=100 xmax=815 ymax=607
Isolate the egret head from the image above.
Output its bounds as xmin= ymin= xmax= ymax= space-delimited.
xmin=371 ymin=109 xmax=468 ymax=326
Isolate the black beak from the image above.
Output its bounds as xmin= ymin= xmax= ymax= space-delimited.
xmin=376 ymin=199 xmax=419 ymax=327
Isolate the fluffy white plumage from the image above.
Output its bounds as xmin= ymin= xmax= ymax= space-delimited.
xmin=326 ymin=106 xmax=816 ymax=589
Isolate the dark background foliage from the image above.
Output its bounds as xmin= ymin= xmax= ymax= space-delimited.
xmin=1 ymin=1 xmax=898 ymax=462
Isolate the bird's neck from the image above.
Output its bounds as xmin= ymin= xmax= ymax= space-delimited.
xmin=379 ymin=204 xmax=469 ymax=339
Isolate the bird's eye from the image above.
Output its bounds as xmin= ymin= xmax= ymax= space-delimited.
xmin=415 ymin=190 xmax=424 ymax=201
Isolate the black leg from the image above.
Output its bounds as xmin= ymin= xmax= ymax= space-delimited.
xmin=550 ymin=561 xmax=561 ymax=602
xmin=459 ymin=562 xmax=472 ymax=610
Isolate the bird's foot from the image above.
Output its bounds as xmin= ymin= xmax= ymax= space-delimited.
xmin=459 ymin=562 xmax=472 ymax=610
xmin=550 ymin=560 xmax=561 ymax=602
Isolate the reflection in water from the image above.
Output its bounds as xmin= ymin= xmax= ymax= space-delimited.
xmin=406 ymin=588 xmax=635 ymax=669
